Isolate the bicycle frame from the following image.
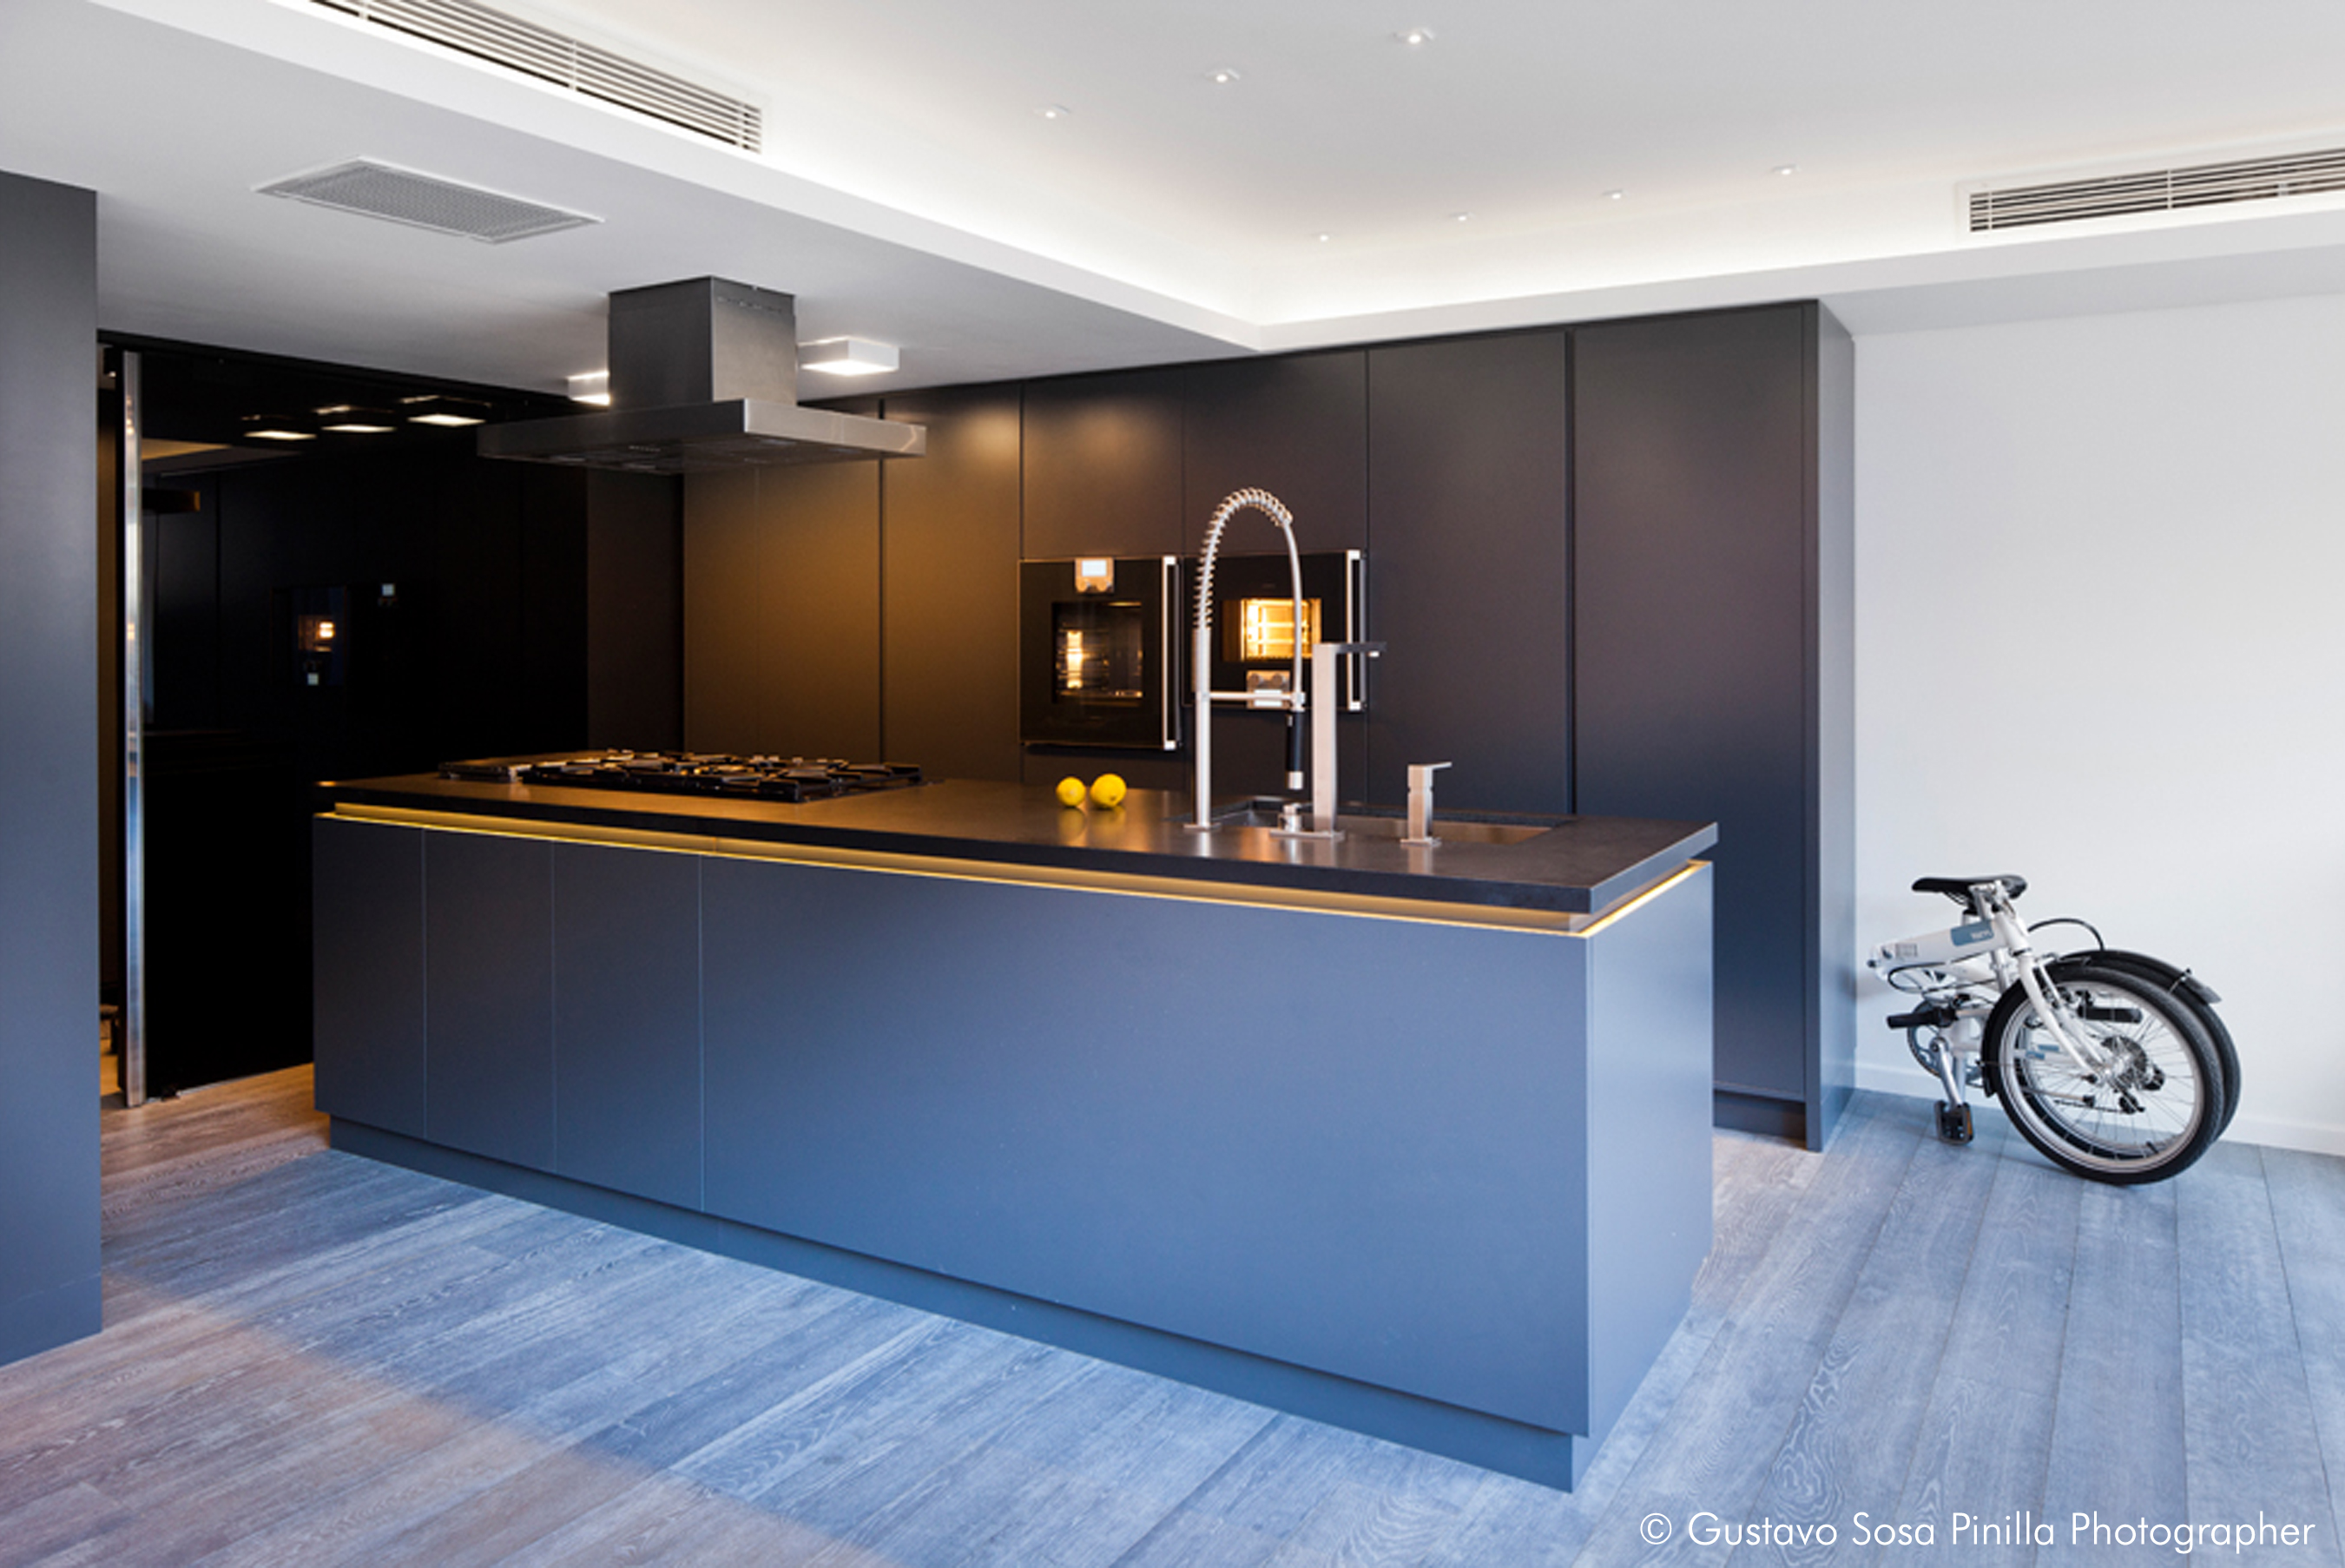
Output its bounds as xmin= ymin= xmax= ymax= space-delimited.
xmin=1870 ymin=883 xmax=2115 ymax=1088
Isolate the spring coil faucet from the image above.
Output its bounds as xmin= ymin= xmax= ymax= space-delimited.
xmin=1191 ymin=489 xmax=1308 ymax=829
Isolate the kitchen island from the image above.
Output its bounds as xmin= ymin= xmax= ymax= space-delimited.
xmin=311 ymin=773 xmax=1716 ymax=1490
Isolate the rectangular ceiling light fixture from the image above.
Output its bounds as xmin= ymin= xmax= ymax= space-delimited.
xmin=800 ymin=338 xmax=901 ymax=377
xmin=257 ymin=158 xmax=600 ymax=243
xmin=1968 ymin=146 xmax=2345 ymax=232
xmin=313 ymin=0 xmax=763 ymax=153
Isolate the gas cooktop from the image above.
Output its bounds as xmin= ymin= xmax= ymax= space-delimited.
xmin=438 ymin=750 xmax=924 ymax=804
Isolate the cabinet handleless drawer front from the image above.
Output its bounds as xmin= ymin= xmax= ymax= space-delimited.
xmin=552 ymin=843 xmax=702 ymax=1209
xmin=312 ymin=817 xmax=426 ymax=1136
xmin=424 ymin=832 xmax=555 ymax=1170
xmin=701 ymin=851 xmax=1597 ymax=1433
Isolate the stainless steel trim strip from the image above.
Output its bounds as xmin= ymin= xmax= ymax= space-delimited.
xmin=122 ymin=351 xmax=147 ymax=1107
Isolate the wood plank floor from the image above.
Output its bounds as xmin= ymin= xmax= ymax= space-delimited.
xmin=3 ymin=1071 xmax=2337 ymax=1565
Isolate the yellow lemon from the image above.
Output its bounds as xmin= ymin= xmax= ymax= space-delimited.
xmin=1090 ymin=773 xmax=1128 ymax=809
xmin=1055 ymin=775 xmax=1088 ymax=807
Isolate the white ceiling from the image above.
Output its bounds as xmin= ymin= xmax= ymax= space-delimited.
xmin=8 ymin=0 xmax=2345 ymax=395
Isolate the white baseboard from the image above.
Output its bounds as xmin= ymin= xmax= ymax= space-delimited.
xmin=1848 ymin=1060 xmax=2345 ymax=1159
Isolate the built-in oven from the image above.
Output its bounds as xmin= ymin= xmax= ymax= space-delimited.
xmin=1196 ymin=549 xmax=1368 ymax=713
xmin=1019 ymin=555 xmax=1182 ymax=749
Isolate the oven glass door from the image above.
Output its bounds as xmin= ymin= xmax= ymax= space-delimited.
xmin=1020 ymin=557 xmax=1182 ymax=749
xmin=1194 ymin=550 xmax=1367 ymax=712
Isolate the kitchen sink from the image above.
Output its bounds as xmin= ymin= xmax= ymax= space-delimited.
xmin=1209 ymin=800 xmax=1552 ymax=846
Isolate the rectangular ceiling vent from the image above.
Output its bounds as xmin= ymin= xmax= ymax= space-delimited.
xmin=313 ymin=0 xmax=763 ymax=153
xmin=257 ymin=159 xmax=600 ymax=242
xmin=1969 ymin=147 xmax=2345 ymax=232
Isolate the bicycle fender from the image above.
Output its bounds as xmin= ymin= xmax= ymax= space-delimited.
xmin=2072 ymin=948 xmax=2223 ymax=1006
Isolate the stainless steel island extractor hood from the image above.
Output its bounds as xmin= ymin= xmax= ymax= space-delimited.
xmin=478 ymin=278 xmax=924 ymax=473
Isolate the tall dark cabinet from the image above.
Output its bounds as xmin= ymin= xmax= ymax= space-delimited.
xmin=1367 ymin=332 xmax=1570 ymax=815
xmin=1021 ymin=367 xmax=1186 ymax=560
xmin=1572 ymin=303 xmax=1854 ymax=1150
xmin=879 ymin=386 xmax=1024 ymax=781
xmin=682 ymin=458 xmax=881 ymax=760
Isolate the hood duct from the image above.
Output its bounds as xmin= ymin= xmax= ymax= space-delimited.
xmin=478 ymin=279 xmax=925 ymax=472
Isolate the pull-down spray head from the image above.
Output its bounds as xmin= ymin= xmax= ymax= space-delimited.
xmin=1191 ymin=488 xmax=1308 ymax=829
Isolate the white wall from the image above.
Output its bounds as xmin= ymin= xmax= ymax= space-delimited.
xmin=1854 ymin=292 xmax=2345 ymax=1155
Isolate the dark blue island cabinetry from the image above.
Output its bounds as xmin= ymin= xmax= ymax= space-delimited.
xmin=313 ymin=778 xmax=1716 ymax=1489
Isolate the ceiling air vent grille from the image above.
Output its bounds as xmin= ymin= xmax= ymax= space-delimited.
xmin=1970 ymin=148 xmax=2345 ymax=232
xmin=313 ymin=0 xmax=763 ymax=153
xmin=257 ymin=159 xmax=600 ymax=243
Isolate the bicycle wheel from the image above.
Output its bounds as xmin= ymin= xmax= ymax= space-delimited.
xmin=1980 ymin=962 xmax=2224 ymax=1184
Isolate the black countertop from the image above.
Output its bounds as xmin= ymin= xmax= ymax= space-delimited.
xmin=317 ymin=774 xmax=1716 ymax=916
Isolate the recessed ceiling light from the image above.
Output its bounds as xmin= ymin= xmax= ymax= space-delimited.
xmin=1604 ymin=188 xmax=1626 ymax=201
xmin=1773 ymin=164 xmax=1798 ymax=176
xmin=567 ymin=370 xmax=611 ymax=406
xmin=1451 ymin=211 xmax=1472 ymax=222
xmin=317 ymin=404 xmax=397 ymax=432
xmin=1037 ymin=103 xmax=1071 ymax=120
xmin=1396 ymin=26 xmax=1435 ymax=45
xmin=400 ymin=393 xmax=491 ymax=426
xmin=1209 ymin=67 xmax=1242 ymax=85
xmin=1314 ymin=232 xmax=1332 ymax=243
xmin=800 ymin=338 xmax=901 ymax=377
xmin=247 ymin=428 xmax=315 ymax=441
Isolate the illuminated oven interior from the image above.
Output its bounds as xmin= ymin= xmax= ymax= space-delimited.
xmin=1228 ymin=596 xmax=1321 ymax=663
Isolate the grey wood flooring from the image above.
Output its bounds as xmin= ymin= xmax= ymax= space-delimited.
xmin=3 ymin=1071 xmax=2337 ymax=1565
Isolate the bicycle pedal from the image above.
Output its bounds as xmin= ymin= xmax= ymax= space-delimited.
xmin=1936 ymin=1102 xmax=1974 ymax=1144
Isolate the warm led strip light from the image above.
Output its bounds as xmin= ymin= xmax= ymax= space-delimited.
xmin=320 ymin=805 xmax=1700 ymax=935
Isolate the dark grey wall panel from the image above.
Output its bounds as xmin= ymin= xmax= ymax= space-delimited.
xmin=553 ymin=843 xmax=701 ymax=1208
xmin=701 ymin=853 xmax=1591 ymax=1433
xmin=1021 ymin=367 xmax=1185 ymax=559
xmin=312 ymin=817 xmax=425 ymax=1136
xmin=1573 ymin=305 xmax=1812 ymax=1105
xmin=1182 ymin=352 xmax=1367 ymax=550
xmin=425 ymin=830 xmax=554 ymax=1169
xmin=680 ymin=468 xmax=762 ymax=751
xmin=682 ymin=462 xmax=880 ymax=757
xmin=880 ymin=387 xmax=1021 ymax=781
xmin=1812 ymin=308 xmax=1857 ymax=1143
xmin=430 ymin=458 xmax=535 ymax=762
xmin=1366 ymin=332 xmax=1570 ymax=814
xmin=0 ymin=173 xmax=101 ymax=1363
xmin=153 ymin=508 xmax=221 ymax=726
xmin=517 ymin=467 xmax=590 ymax=749
xmin=586 ymin=470 xmax=682 ymax=750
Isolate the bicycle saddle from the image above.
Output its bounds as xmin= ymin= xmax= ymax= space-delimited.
xmin=1912 ymin=874 xmax=2026 ymax=902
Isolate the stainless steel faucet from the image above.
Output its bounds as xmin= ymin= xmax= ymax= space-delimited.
xmin=1402 ymin=761 xmax=1451 ymax=846
xmin=1190 ymin=489 xmax=1308 ymax=830
xmin=1308 ymin=640 xmax=1385 ymax=834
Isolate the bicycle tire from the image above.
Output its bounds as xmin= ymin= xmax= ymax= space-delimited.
xmin=1980 ymin=962 xmax=2225 ymax=1184
xmin=2065 ymin=952 xmax=2242 ymax=1137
